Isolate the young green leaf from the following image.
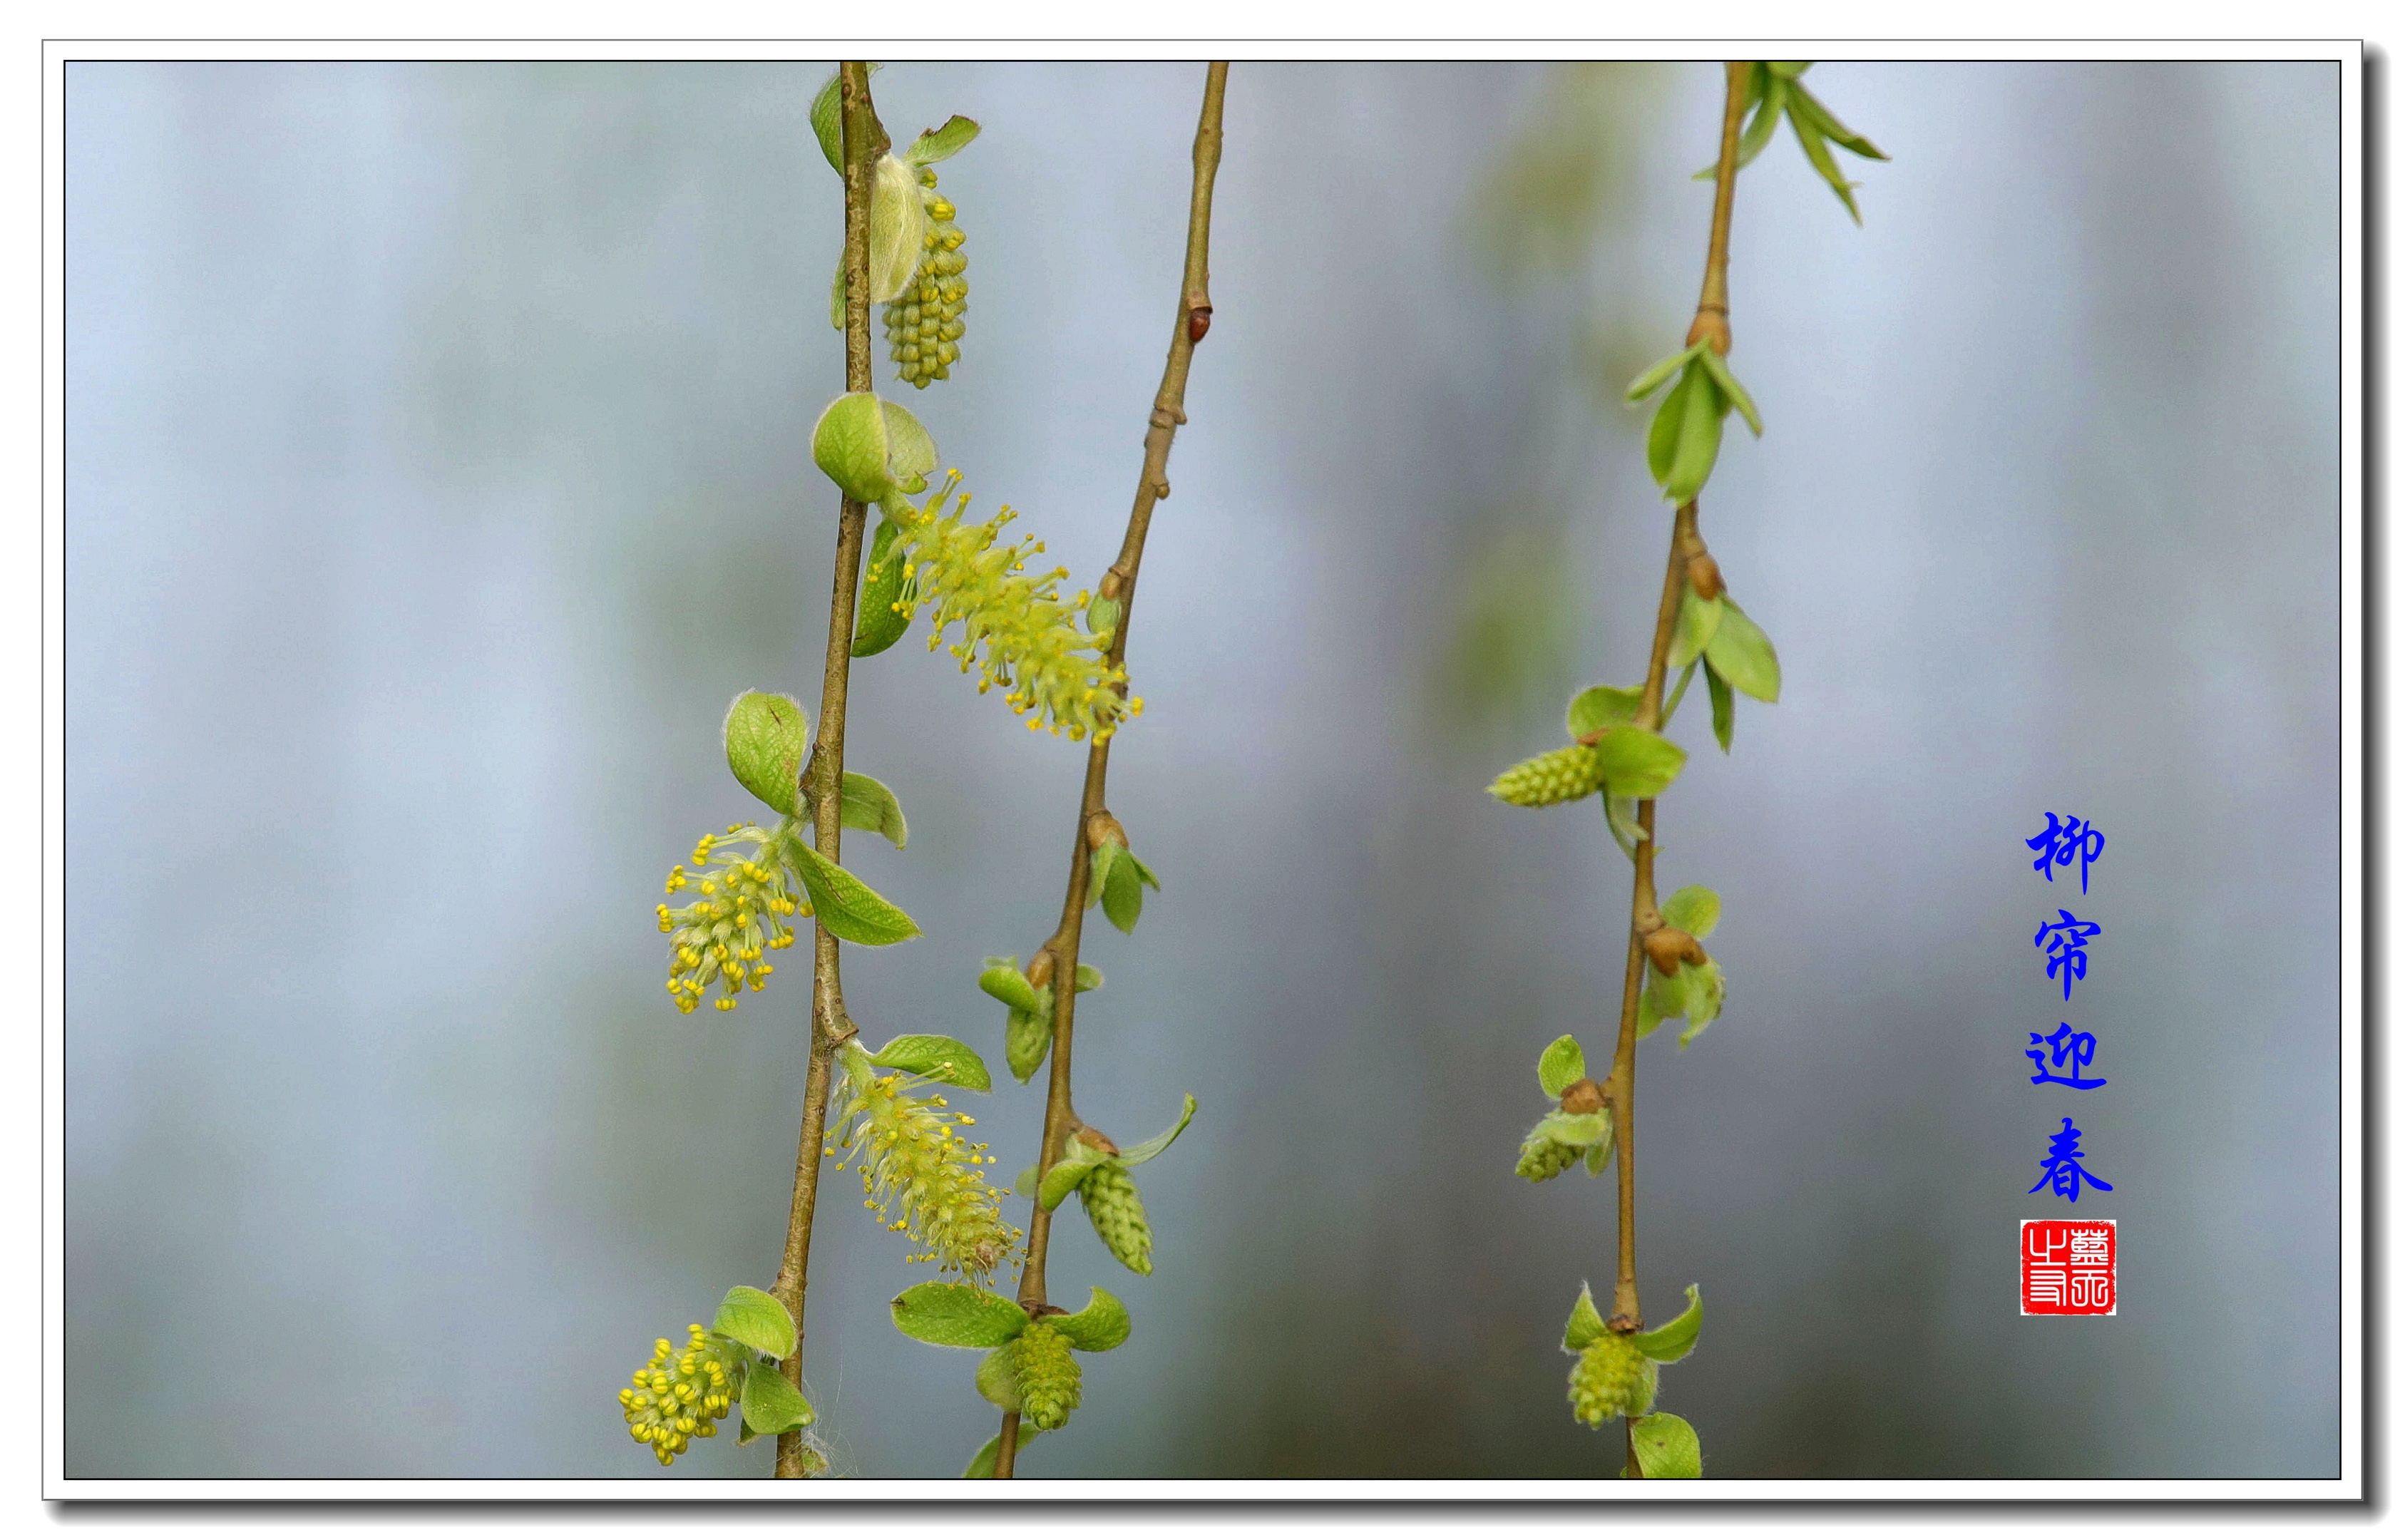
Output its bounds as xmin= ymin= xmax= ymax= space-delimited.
xmin=1663 ymin=361 xmax=1727 ymax=503
xmin=1052 ymin=1287 xmax=1132 ymax=1353
xmin=1099 ymin=850 xmax=1145 ymax=933
xmin=1087 ymin=841 xmax=1122 ymax=908
xmin=1659 ymin=885 xmax=1721 ymax=940
xmin=1075 ymin=963 xmax=1104 ymax=993
xmin=906 ymin=113 xmax=980 ymax=166
xmin=1668 ymin=588 xmax=1723 ymax=671
xmin=1567 ymin=683 xmax=1643 ymax=739
xmin=1706 ymin=659 xmax=1735 ymax=752
xmin=1630 ymin=1412 xmax=1702 ymax=1479
xmin=1646 ymin=364 xmax=1696 ymax=486
xmin=1535 ymin=1109 xmax=1610 ymax=1147
xmin=1635 ymin=985 xmax=1663 ymax=1040
xmin=1639 ymin=967 xmax=1691 ymax=1037
xmin=784 ymin=835 xmax=921 ymax=946
xmin=890 ymin=1281 xmax=1029 ymax=1348
xmin=1605 ymin=795 xmax=1648 ymax=860
xmin=1679 ymin=960 xmax=1726 ymax=1047
xmin=1584 ymin=1136 xmax=1611 ymax=1176
xmin=1562 ymin=1282 xmax=1609 ymax=1352
xmin=1661 ymin=657 xmax=1700 ymax=726
xmin=1633 ymin=1283 xmax=1703 ymax=1363
xmin=1035 ymin=1141 xmax=1114 ymax=1212
xmin=1702 ymin=600 xmax=1780 ymax=703
xmin=878 ymin=399 xmax=938 ymax=495
xmin=1788 ymin=81 xmax=1887 ymax=160
xmin=1118 ymin=1094 xmax=1199 ymax=1166
xmin=975 ymin=1344 xmax=1021 ymax=1410
xmin=1592 ymin=725 xmax=1688 ymax=800
xmin=811 ymin=391 xmax=893 ymax=503
xmin=864 ymin=1033 xmax=992 ymax=1092
xmin=1696 ymin=346 xmax=1763 ymax=438
xmin=867 ymin=153 xmax=929 ymax=302
xmin=962 ymin=1424 xmax=1038 ymax=1478
xmin=713 ymin=1285 xmax=796 ymax=1361
xmin=978 ymin=958 xmax=1041 ymax=1014
xmin=839 ymin=770 xmax=909 ymax=849
xmin=851 ymin=517 xmax=916 ymax=656
xmin=806 ymin=67 xmax=856 ymax=174
xmin=1537 ymin=1035 xmax=1586 ymax=1097
xmin=723 ymin=690 xmax=810 ymax=816
xmin=1624 ymin=342 xmax=1701 ymax=404
xmin=739 ymin=1365 xmax=816 ymax=1437
xmin=1733 ymin=68 xmax=1787 ymax=168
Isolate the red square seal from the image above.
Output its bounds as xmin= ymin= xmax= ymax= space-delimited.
xmin=2021 ymin=1218 xmax=2116 ymax=1315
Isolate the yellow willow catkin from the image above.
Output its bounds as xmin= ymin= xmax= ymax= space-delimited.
xmin=829 ymin=1059 xmax=1022 ymax=1280
xmin=1487 ymin=744 xmax=1606 ymax=808
xmin=657 ymin=820 xmax=805 ymax=1015
xmin=617 ymin=1325 xmax=740 ymax=1465
xmin=1568 ymin=1332 xmax=1658 ymax=1428
xmin=888 ymin=473 xmax=1139 ymax=743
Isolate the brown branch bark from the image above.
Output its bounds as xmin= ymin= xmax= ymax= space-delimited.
xmin=1604 ymin=58 xmax=1749 ymax=1477
xmin=768 ymin=59 xmax=886 ymax=1480
xmin=994 ymin=59 xmax=1228 ymax=1481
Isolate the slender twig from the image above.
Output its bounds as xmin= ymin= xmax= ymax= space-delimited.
xmin=993 ymin=60 xmax=1228 ymax=1480
xmin=1602 ymin=60 xmax=1748 ymax=1476
xmin=766 ymin=59 xmax=886 ymax=1480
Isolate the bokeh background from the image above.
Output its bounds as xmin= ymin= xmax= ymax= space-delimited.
xmin=63 ymin=60 xmax=2342 ymax=1479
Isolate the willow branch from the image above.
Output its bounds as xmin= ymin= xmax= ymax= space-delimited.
xmin=1603 ymin=59 xmax=1748 ymax=1474
xmin=993 ymin=60 xmax=1227 ymax=1481
xmin=768 ymin=58 xmax=886 ymax=1480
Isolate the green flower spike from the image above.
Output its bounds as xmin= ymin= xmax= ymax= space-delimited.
xmin=891 ymin=1281 xmax=1132 ymax=1438
xmin=884 ymin=121 xmax=978 ymax=388
xmin=829 ymin=1042 xmax=1020 ymax=1280
xmin=1008 ymin=1096 xmax=1199 ymax=1277
xmin=1560 ymin=1281 xmax=1703 ymax=1438
xmin=1516 ymin=1035 xmax=1615 ymax=1181
xmin=884 ymin=473 xmax=1137 ymax=743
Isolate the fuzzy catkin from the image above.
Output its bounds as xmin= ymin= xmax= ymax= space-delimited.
xmin=657 ymin=821 xmax=804 ymax=1013
xmin=617 ymin=1325 xmax=740 ymax=1464
xmin=885 ymin=165 xmax=968 ymax=387
xmin=1489 ymin=744 xmax=1606 ymax=808
xmin=833 ymin=1066 xmax=1021 ymax=1280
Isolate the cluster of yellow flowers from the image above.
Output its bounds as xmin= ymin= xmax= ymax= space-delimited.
xmin=888 ymin=474 xmax=1141 ymax=743
xmin=829 ymin=1055 xmax=1022 ymax=1279
xmin=885 ymin=165 xmax=968 ymax=387
xmin=657 ymin=821 xmax=805 ymax=1014
xmin=618 ymin=1325 xmax=739 ymax=1465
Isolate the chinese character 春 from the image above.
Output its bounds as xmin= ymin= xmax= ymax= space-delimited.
xmin=2026 ymin=1022 xmax=2106 ymax=1089
xmin=2034 ymin=909 xmax=2101 ymax=1002
xmin=2026 ymin=812 xmax=2106 ymax=894
xmin=2029 ymin=1116 xmax=2113 ymax=1203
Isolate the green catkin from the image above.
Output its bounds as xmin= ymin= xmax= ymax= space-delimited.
xmin=1568 ymin=1332 xmax=1658 ymax=1427
xmin=1516 ymin=1130 xmax=1581 ymax=1183
xmin=888 ymin=473 xmax=1139 ymax=743
xmin=1012 ymin=1319 xmax=1082 ymax=1431
xmin=617 ymin=1325 xmax=741 ymax=1465
xmin=656 ymin=820 xmax=805 ymax=1014
xmin=831 ymin=1062 xmax=1022 ymax=1280
xmin=1077 ymin=1162 xmax=1154 ymax=1275
xmin=885 ymin=165 xmax=968 ymax=387
xmin=1488 ymin=744 xmax=1606 ymax=808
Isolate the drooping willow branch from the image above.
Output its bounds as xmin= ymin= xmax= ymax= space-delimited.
xmin=990 ymin=60 xmax=1228 ymax=1481
xmin=765 ymin=58 xmax=886 ymax=1480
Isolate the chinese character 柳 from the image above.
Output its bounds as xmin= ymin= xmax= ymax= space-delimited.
xmin=2026 ymin=1022 xmax=2106 ymax=1089
xmin=2034 ymin=909 xmax=2101 ymax=1002
xmin=2029 ymin=1116 xmax=2113 ymax=1203
xmin=2026 ymin=812 xmax=2106 ymax=894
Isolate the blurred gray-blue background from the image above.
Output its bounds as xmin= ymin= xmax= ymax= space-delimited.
xmin=63 ymin=61 xmax=2341 ymax=1479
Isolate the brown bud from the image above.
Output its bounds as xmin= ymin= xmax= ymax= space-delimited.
xmin=1087 ymin=810 xmax=1129 ymax=853
xmin=1025 ymin=949 xmax=1055 ymax=990
xmin=1606 ymin=1313 xmax=1643 ymax=1335
xmin=1072 ymin=1124 xmax=1119 ymax=1156
xmin=1098 ymin=568 xmax=1126 ymax=601
xmin=1187 ymin=303 xmax=1213 ymax=344
xmin=1643 ymin=925 xmax=1698 ymax=977
xmin=1559 ymin=1078 xmax=1606 ymax=1116
xmin=1686 ymin=552 xmax=1725 ymax=601
xmin=1685 ymin=307 xmax=1731 ymax=355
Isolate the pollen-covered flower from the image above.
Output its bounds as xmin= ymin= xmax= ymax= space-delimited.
xmin=658 ymin=818 xmax=806 ymax=1015
xmin=618 ymin=1324 xmax=742 ymax=1465
xmin=1568 ymin=1330 xmax=1658 ymax=1427
xmin=887 ymin=473 xmax=1138 ymax=743
xmin=830 ymin=1047 xmax=1022 ymax=1279
xmin=885 ymin=165 xmax=969 ymax=389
